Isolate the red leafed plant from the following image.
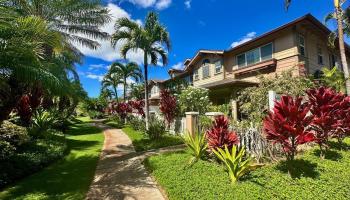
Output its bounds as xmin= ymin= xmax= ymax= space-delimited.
xmin=159 ymin=89 xmax=177 ymax=128
xmin=206 ymin=116 xmax=239 ymax=150
xmin=129 ymin=100 xmax=145 ymax=117
xmin=332 ymin=96 xmax=350 ymax=144
xmin=17 ymin=95 xmax=32 ymax=126
xmin=107 ymin=101 xmax=132 ymax=120
xmin=306 ymin=87 xmax=344 ymax=157
xmin=263 ymin=95 xmax=315 ymax=161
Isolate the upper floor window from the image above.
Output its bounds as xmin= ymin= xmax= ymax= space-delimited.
xmin=194 ymin=69 xmax=199 ymax=80
xmin=151 ymin=85 xmax=159 ymax=95
xmin=317 ymin=46 xmax=323 ymax=65
xmin=202 ymin=59 xmax=210 ymax=78
xmin=236 ymin=43 xmax=273 ymax=67
xmin=215 ymin=60 xmax=222 ymax=74
xmin=298 ymin=34 xmax=305 ymax=56
xmin=330 ymin=54 xmax=340 ymax=69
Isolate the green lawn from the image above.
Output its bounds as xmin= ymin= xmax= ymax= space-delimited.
xmin=122 ymin=126 xmax=183 ymax=152
xmin=145 ymin=138 xmax=350 ymax=200
xmin=0 ymin=118 xmax=104 ymax=200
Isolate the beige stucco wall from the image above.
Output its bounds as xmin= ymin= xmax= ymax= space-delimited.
xmin=192 ymin=54 xmax=224 ymax=87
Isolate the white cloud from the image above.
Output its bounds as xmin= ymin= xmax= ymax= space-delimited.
xmin=88 ymin=64 xmax=107 ymax=71
xmin=125 ymin=0 xmax=171 ymax=10
xmin=230 ymin=32 xmax=257 ymax=48
xmin=184 ymin=0 xmax=191 ymax=9
xmin=73 ymin=3 xmax=144 ymax=64
xmin=86 ymin=73 xmax=104 ymax=82
xmin=171 ymin=62 xmax=184 ymax=70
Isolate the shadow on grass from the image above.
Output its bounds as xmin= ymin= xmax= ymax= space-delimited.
xmin=275 ymin=159 xmax=319 ymax=179
xmin=328 ymin=140 xmax=350 ymax=151
xmin=0 ymin=155 xmax=99 ymax=200
xmin=132 ymin=136 xmax=183 ymax=152
xmin=313 ymin=149 xmax=343 ymax=161
xmin=66 ymin=124 xmax=101 ymax=136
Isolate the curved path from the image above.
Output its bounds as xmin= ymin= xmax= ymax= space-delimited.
xmin=85 ymin=122 xmax=183 ymax=200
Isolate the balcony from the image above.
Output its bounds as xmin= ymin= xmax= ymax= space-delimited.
xmin=233 ymin=59 xmax=277 ymax=76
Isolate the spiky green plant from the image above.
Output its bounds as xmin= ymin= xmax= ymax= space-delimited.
xmin=182 ymin=131 xmax=207 ymax=166
xmin=213 ymin=145 xmax=263 ymax=183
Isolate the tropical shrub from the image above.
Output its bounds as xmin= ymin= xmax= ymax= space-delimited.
xmin=321 ymin=67 xmax=346 ymax=93
xmin=129 ymin=100 xmax=145 ymax=117
xmin=199 ymin=115 xmax=212 ymax=132
xmin=206 ymin=116 xmax=239 ymax=150
xmin=0 ymin=141 xmax=15 ymax=161
xmin=159 ymin=89 xmax=177 ymax=128
xmin=146 ymin=116 xmax=166 ymax=139
xmin=177 ymin=86 xmax=211 ymax=115
xmin=263 ymin=95 xmax=315 ymax=162
xmin=129 ymin=116 xmax=146 ymax=132
xmin=238 ymin=70 xmax=314 ymax=124
xmin=213 ymin=145 xmax=263 ymax=183
xmin=306 ymin=87 xmax=344 ymax=157
xmin=29 ymin=109 xmax=56 ymax=137
xmin=209 ymin=104 xmax=231 ymax=115
xmin=182 ymin=131 xmax=207 ymax=166
xmin=334 ymin=96 xmax=350 ymax=143
xmin=107 ymin=101 xmax=132 ymax=121
xmin=0 ymin=121 xmax=29 ymax=147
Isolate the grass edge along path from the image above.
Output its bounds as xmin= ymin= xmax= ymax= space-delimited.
xmin=0 ymin=117 xmax=104 ymax=200
xmin=122 ymin=126 xmax=183 ymax=152
xmin=145 ymin=138 xmax=350 ymax=200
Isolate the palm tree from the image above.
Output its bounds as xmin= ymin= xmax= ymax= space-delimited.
xmin=111 ymin=12 xmax=171 ymax=130
xmin=3 ymin=0 xmax=111 ymax=53
xmin=101 ymin=72 xmax=123 ymax=102
xmin=129 ymin=83 xmax=145 ymax=100
xmin=285 ymin=0 xmax=350 ymax=95
xmin=109 ymin=62 xmax=142 ymax=101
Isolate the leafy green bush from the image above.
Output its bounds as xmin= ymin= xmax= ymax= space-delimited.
xmin=177 ymin=86 xmax=211 ymax=115
xmin=87 ymin=110 xmax=104 ymax=119
xmin=213 ymin=145 xmax=263 ymax=183
xmin=0 ymin=130 xmax=67 ymax=188
xmin=146 ymin=117 xmax=166 ymax=139
xmin=128 ymin=116 xmax=146 ymax=132
xmin=238 ymin=70 xmax=314 ymax=124
xmin=199 ymin=115 xmax=212 ymax=132
xmin=209 ymin=104 xmax=230 ymax=115
xmin=0 ymin=141 xmax=15 ymax=160
xmin=0 ymin=121 xmax=29 ymax=147
xmin=182 ymin=132 xmax=207 ymax=166
xmin=29 ymin=109 xmax=57 ymax=138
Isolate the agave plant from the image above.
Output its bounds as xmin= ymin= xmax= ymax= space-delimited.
xmin=182 ymin=131 xmax=207 ymax=166
xmin=213 ymin=145 xmax=263 ymax=184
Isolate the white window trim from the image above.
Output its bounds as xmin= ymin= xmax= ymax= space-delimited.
xmin=214 ymin=60 xmax=222 ymax=74
xmin=236 ymin=42 xmax=273 ymax=68
xmin=202 ymin=64 xmax=210 ymax=79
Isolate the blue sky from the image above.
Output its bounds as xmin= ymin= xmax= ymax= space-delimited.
xmin=76 ymin=0 xmax=347 ymax=97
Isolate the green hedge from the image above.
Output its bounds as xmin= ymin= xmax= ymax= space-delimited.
xmin=0 ymin=131 xmax=67 ymax=188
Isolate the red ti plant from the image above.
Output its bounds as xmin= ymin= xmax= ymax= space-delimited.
xmin=17 ymin=95 xmax=32 ymax=126
xmin=115 ymin=102 xmax=132 ymax=121
xmin=332 ymin=96 xmax=350 ymax=143
xmin=306 ymin=87 xmax=344 ymax=157
xmin=159 ymin=89 xmax=177 ymax=129
xmin=129 ymin=100 xmax=145 ymax=117
xmin=263 ymin=95 xmax=315 ymax=161
xmin=206 ymin=116 xmax=239 ymax=150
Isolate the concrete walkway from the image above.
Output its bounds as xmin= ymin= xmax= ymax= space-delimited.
xmin=85 ymin=123 xmax=184 ymax=200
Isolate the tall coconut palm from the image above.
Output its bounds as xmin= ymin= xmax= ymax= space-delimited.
xmin=109 ymin=62 xmax=142 ymax=101
xmin=285 ymin=0 xmax=350 ymax=95
xmin=111 ymin=12 xmax=171 ymax=130
xmin=101 ymin=72 xmax=123 ymax=102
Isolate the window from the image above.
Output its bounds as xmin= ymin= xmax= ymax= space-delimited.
xmin=215 ymin=60 xmax=222 ymax=74
xmin=237 ymin=54 xmax=246 ymax=67
xmin=317 ymin=46 xmax=323 ymax=65
xmin=330 ymin=54 xmax=339 ymax=69
xmin=246 ymin=48 xmax=260 ymax=65
xmin=261 ymin=43 xmax=273 ymax=60
xmin=298 ymin=34 xmax=305 ymax=56
xmin=194 ymin=69 xmax=199 ymax=80
xmin=202 ymin=59 xmax=210 ymax=78
xmin=236 ymin=43 xmax=273 ymax=67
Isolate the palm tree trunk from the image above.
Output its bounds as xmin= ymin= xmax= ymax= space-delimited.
xmin=336 ymin=5 xmax=350 ymax=95
xmin=123 ymin=78 xmax=127 ymax=102
xmin=144 ymin=53 xmax=150 ymax=130
xmin=113 ymin=86 xmax=119 ymax=103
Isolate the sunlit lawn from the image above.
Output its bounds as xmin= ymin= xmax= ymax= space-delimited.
xmin=0 ymin=118 xmax=104 ymax=200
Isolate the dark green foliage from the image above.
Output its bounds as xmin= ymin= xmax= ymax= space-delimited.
xmin=0 ymin=121 xmax=29 ymax=147
xmin=106 ymin=115 xmax=124 ymax=129
xmin=238 ymin=70 xmax=314 ymax=124
xmin=145 ymin=138 xmax=350 ymax=200
xmin=146 ymin=117 xmax=166 ymax=139
xmin=0 ymin=118 xmax=104 ymax=199
xmin=122 ymin=126 xmax=183 ymax=152
xmin=128 ymin=116 xmax=146 ymax=132
xmin=0 ymin=130 xmax=67 ymax=188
